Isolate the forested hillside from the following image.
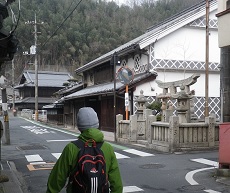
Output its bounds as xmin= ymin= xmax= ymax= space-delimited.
xmin=3 ymin=0 xmax=202 ymax=81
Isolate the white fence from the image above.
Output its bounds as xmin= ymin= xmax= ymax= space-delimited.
xmin=21 ymin=109 xmax=47 ymax=122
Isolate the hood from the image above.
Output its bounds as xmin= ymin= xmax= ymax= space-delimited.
xmin=78 ymin=128 xmax=104 ymax=142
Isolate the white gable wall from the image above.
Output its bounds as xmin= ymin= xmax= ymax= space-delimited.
xmin=133 ymin=23 xmax=220 ymax=96
xmin=154 ymin=27 xmax=219 ymax=62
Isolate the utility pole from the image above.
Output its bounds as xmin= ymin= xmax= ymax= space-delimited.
xmin=2 ymin=88 xmax=10 ymax=145
xmin=12 ymin=59 xmax=15 ymax=112
xmin=34 ymin=14 xmax=38 ymax=121
xmin=25 ymin=13 xmax=41 ymax=121
xmin=205 ymin=0 xmax=209 ymax=117
xmin=111 ymin=52 xmax=118 ymax=142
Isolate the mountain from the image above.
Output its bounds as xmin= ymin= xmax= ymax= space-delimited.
xmin=2 ymin=0 xmax=202 ymax=82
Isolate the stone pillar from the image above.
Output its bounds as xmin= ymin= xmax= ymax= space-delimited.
xmin=161 ymin=100 xmax=167 ymax=122
xmin=205 ymin=116 xmax=215 ymax=147
xmin=190 ymin=97 xmax=197 ymax=122
xmin=162 ymin=109 xmax=173 ymax=122
xmin=116 ymin=114 xmax=123 ymax=140
xmin=147 ymin=115 xmax=156 ymax=143
xmin=130 ymin=114 xmax=137 ymax=142
xmin=144 ymin=109 xmax=152 ymax=142
xmin=143 ymin=109 xmax=152 ymax=128
xmin=169 ymin=116 xmax=179 ymax=152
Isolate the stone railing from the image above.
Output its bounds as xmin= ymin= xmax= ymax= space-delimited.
xmin=116 ymin=112 xmax=219 ymax=153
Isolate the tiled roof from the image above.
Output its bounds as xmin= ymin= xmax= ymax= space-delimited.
xmin=15 ymin=97 xmax=56 ymax=104
xmin=15 ymin=70 xmax=73 ymax=88
xmin=64 ymin=71 xmax=157 ymax=101
xmin=54 ymin=83 xmax=84 ymax=96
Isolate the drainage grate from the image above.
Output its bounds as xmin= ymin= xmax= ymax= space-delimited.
xmin=139 ymin=163 xmax=165 ymax=169
xmin=17 ymin=145 xmax=47 ymax=150
xmin=180 ymin=185 xmax=205 ymax=191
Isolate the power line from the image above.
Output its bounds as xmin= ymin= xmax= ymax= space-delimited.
xmin=26 ymin=0 xmax=83 ymax=64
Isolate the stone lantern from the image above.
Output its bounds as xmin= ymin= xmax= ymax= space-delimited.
xmin=135 ymin=90 xmax=147 ymax=119
xmin=172 ymin=85 xmax=192 ymax=123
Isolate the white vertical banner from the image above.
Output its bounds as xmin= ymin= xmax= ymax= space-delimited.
xmin=30 ymin=45 xmax=36 ymax=55
xmin=125 ymin=93 xmax=129 ymax=107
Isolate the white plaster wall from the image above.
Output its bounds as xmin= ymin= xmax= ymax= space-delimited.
xmin=134 ymin=71 xmax=220 ymax=98
xmin=122 ymin=54 xmax=148 ymax=71
xmin=210 ymin=9 xmax=218 ymax=19
xmin=154 ymin=27 xmax=220 ymax=63
xmin=218 ymin=0 xmax=227 ymax=12
xmin=218 ymin=13 xmax=230 ymax=47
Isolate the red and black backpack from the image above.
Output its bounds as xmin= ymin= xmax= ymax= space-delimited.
xmin=69 ymin=139 xmax=109 ymax=193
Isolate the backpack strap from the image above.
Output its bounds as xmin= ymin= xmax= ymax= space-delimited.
xmin=72 ymin=139 xmax=84 ymax=149
xmin=72 ymin=139 xmax=104 ymax=149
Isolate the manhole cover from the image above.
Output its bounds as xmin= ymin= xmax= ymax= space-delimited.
xmin=17 ymin=145 xmax=47 ymax=150
xmin=139 ymin=163 xmax=165 ymax=169
xmin=180 ymin=185 xmax=205 ymax=191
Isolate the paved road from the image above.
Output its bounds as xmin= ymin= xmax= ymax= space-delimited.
xmin=1 ymin=117 xmax=229 ymax=193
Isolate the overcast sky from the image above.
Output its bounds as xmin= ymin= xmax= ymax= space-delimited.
xmin=106 ymin=0 xmax=143 ymax=6
xmin=106 ymin=0 xmax=129 ymax=6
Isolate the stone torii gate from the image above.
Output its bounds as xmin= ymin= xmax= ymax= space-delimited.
xmin=156 ymin=73 xmax=200 ymax=123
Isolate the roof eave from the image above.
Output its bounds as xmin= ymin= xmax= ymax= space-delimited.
xmin=75 ymin=44 xmax=139 ymax=74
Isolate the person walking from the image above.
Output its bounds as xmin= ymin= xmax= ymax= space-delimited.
xmin=46 ymin=107 xmax=123 ymax=193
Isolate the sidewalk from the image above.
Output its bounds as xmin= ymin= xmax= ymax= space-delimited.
xmin=0 ymin=162 xmax=24 ymax=193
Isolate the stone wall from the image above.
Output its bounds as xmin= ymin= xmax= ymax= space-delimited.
xmin=116 ymin=110 xmax=219 ymax=153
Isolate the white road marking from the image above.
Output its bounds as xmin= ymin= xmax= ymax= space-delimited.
xmin=115 ymin=152 xmax=130 ymax=159
xmin=21 ymin=119 xmax=80 ymax=136
xmin=186 ymin=159 xmax=222 ymax=193
xmin=52 ymin=153 xmax=62 ymax=159
xmin=204 ymin=190 xmax=222 ymax=193
xmin=123 ymin=149 xmax=154 ymax=157
xmin=25 ymin=154 xmax=44 ymax=162
xmin=191 ymin=158 xmax=218 ymax=167
xmin=123 ymin=186 xmax=144 ymax=192
xmin=21 ymin=126 xmax=51 ymax=134
xmin=185 ymin=167 xmax=214 ymax=185
xmin=47 ymin=139 xmax=76 ymax=142
xmin=30 ymin=162 xmax=47 ymax=165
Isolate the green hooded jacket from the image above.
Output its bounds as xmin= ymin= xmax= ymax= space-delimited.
xmin=46 ymin=128 xmax=123 ymax=193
